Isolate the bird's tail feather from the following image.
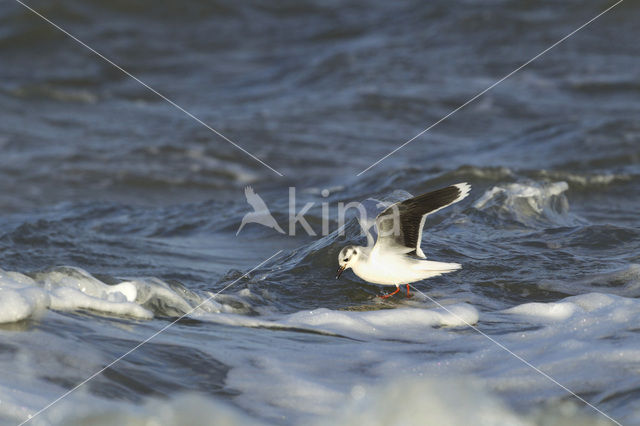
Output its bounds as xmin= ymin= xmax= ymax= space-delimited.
xmin=411 ymin=260 xmax=461 ymax=273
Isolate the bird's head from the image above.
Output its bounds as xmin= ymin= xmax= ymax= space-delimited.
xmin=336 ymin=245 xmax=360 ymax=279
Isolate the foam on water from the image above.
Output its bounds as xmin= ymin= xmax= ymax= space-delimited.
xmin=473 ymin=181 xmax=582 ymax=227
xmin=8 ymin=379 xmax=605 ymax=426
xmin=223 ymin=292 xmax=638 ymax=423
xmin=191 ymin=303 xmax=479 ymax=343
xmin=0 ymin=268 xmax=153 ymax=322
xmin=335 ymin=377 xmax=622 ymax=426
xmin=503 ymin=301 xmax=577 ymax=321
xmin=0 ymin=270 xmax=49 ymax=323
xmin=2 ymin=264 xmax=640 ymax=424
xmin=0 ymin=267 xmax=248 ymax=323
xmin=35 ymin=394 xmax=259 ymax=426
xmin=0 ymin=266 xmax=479 ymax=339
xmin=533 ymin=169 xmax=632 ymax=188
xmin=29 ymin=378 xmax=614 ymax=426
xmin=503 ymin=292 xmax=640 ymax=325
xmin=280 ymin=304 xmax=478 ymax=337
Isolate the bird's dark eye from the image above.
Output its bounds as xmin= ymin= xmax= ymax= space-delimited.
xmin=343 ymin=258 xmax=349 ymax=262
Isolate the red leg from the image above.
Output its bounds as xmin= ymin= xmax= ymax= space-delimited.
xmin=406 ymin=284 xmax=411 ymax=298
xmin=379 ymin=285 xmax=400 ymax=299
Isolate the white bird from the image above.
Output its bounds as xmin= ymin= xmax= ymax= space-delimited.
xmin=336 ymin=183 xmax=470 ymax=298
xmin=237 ymin=186 xmax=285 ymax=235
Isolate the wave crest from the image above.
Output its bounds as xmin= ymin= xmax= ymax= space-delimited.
xmin=473 ymin=181 xmax=583 ymax=227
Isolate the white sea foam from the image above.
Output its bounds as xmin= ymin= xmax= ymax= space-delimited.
xmin=0 ymin=270 xmax=49 ymax=323
xmin=2 ymin=265 xmax=640 ymax=424
xmin=32 ymin=393 xmax=259 ymax=426
xmin=47 ymin=287 xmax=153 ymax=319
xmin=281 ymin=304 xmax=478 ymax=336
xmin=330 ymin=376 xmax=614 ymax=426
xmin=535 ymin=169 xmax=631 ymax=187
xmin=502 ymin=292 xmax=640 ymax=324
xmin=0 ymin=286 xmax=49 ymax=324
xmin=0 ymin=267 xmax=154 ymax=322
xmin=0 ymin=264 xmax=480 ymax=334
xmin=502 ymin=301 xmax=577 ymax=321
xmin=219 ymin=292 xmax=640 ymax=424
xmin=329 ymin=378 xmax=531 ymax=426
xmin=473 ymin=181 xmax=582 ymax=227
xmin=8 ymin=377 xmax=612 ymax=426
xmin=193 ymin=303 xmax=479 ymax=342
xmin=0 ymin=267 xmax=260 ymax=324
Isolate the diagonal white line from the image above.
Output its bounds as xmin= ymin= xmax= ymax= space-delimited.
xmin=357 ymin=0 xmax=624 ymax=176
xmin=408 ymin=284 xmax=622 ymax=426
xmin=17 ymin=250 xmax=283 ymax=426
xmin=13 ymin=0 xmax=284 ymax=177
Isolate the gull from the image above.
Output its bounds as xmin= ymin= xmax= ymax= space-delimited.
xmin=336 ymin=183 xmax=470 ymax=298
xmin=237 ymin=186 xmax=285 ymax=235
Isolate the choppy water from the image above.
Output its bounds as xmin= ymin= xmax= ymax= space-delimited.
xmin=1 ymin=0 xmax=639 ymax=425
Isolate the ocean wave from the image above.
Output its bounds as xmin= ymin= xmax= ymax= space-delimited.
xmin=472 ymin=181 xmax=584 ymax=228
xmin=0 ymin=266 xmax=240 ymax=324
xmin=540 ymin=264 xmax=640 ymax=298
xmin=529 ymin=169 xmax=633 ymax=189
xmin=0 ymin=264 xmax=478 ymax=341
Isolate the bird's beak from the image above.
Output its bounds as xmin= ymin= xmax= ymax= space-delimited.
xmin=336 ymin=265 xmax=346 ymax=279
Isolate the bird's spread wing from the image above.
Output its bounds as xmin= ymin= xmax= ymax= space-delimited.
xmin=357 ymin=191 xmax=416 ymax=247
xmin=357 ymin=198 xmax=386 ymax=247
xmin=374 ymin=183 xmax=470 ymax=258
